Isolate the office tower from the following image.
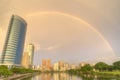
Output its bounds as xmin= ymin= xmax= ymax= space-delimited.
xmin=26 ymin=44 xmax=34 ymax=65
xmin=42 ymin=59 xmax=46 ymax=71
xmin=22 ymin=44 xmax=34 ymax=68
xmin=47 ymin=59 xmax=51 ymax=69
xmin=59 ymin=61 xmax=64 ymax=71
xmin=22 ymin=52 xmax=29 ymax=68
xmin=42 ymin=59 xmax=46 ymax=67
xmin=64 ymin=63 xmax=70 ymax=70
xmin=53 ymin=62 xmax=59 ymax=71
xmin=42 ymin=59 xmax=52 ymax=71
xmin=1 ymin=15 xmax=27 ymax=66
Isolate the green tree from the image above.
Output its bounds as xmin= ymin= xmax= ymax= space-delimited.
xmin=94 ymin=62 xmax=109 ymax=71
xmin=113 ymin=61 xmax=120 ymax=70
xmin=80 ymin=64 xmax=93 ymax=74
xmin=108 ymin=65 xmax=114 ymax=71
xmin=0 ymin=65 xmax=12 ymax=77
xmin=11 ymin=67 xmax=33 ymax=74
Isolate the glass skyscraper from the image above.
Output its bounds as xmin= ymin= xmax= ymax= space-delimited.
xmin=1 ymin=15 xmax=27 ymax=66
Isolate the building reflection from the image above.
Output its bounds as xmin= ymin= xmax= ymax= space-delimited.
xmin=53 ymin=73 xmax=70 ymax=80
xmin=34 ymin=73 xmax=79 ymax=80
xmin=40 ymin=73 xmax=52 ymax=80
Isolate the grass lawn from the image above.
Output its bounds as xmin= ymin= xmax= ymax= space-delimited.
xmin=97 ymin=71 xmax=120 ymax=75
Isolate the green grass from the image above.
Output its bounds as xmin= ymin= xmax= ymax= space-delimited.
xmin=97 ymin=71 xmax=120 ymax=75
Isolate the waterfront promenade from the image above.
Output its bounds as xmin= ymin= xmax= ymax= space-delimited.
xmin=0 ymin=73 xmax=32 ymax=80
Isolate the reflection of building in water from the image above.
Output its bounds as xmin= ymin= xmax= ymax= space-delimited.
xmin=71 ymin=75 xmax=78 ymax=80
xmin=42 ymin=59 xmax=52 ymax=71
xmin=40 ymin=73 xmax=52 ymax=80
xmin=53 ymin=73 xmax=70 ymax=80
xmin=65 ymin=73 xmax=70 ymax=80
xmin=53 ymin=73 xmax=59 ymax=80
xmin=60 ymin=73 xmax=70 ymax=80
xmin=36 ymin=73 xmax=73 ymax=80
xmin=35 ymin=75 xmax=41 ymax=80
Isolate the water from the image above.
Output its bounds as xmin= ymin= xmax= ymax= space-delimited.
xmin=22 ymin=73 xmax=120 ymax=80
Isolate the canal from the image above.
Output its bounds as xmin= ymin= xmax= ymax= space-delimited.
xmin=22 ymin=73 xmax=120 ymax=80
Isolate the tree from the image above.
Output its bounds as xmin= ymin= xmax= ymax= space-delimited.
xmin=113 ymin=61 xmax=120 ymax=70
xmin=94 ymin=62 xmax=109 ymax=71
xmin=0 ymin=65 xmax=12 ymax=77
xmin=108 ymin=65 xmax=114 ymax=71
xmin=80 ymin=64 xmax=93 ymax=74
xmin=11 ymin=67 xmax=33 ymax=74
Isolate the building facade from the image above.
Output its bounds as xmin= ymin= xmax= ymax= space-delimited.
xmin=22 ymin=52 xmax=29 ymax=68
xmin=1 ymin=15 xmax=27 ymax=66
xmin=26 ymin=44 xmax=34 ymax=65
xmin=53 ymin=62 xmax=59 ymax=71
xmin=42 ymin=59 xmax=52 ymax=71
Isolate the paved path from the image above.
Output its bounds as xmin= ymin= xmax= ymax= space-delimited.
xmin=1 ymin=73 xmax=32 ymax=80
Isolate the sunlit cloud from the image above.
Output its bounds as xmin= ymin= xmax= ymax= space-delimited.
xmin=46 ymin=46 xmax=54 ymax=51
xmin=45 ymin=44 xmax=62 ymax=51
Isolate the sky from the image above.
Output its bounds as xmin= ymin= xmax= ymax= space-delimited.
xmin=0 ymin=0 xmax=120 ymax=65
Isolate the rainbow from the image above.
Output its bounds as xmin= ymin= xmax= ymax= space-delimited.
xmin=26 ymin=11 xmax=115 ymax=54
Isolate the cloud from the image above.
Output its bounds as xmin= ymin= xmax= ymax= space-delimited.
xmin=45 ymin=44 xmax=61 ymax=51
xmin=46 ymin=46 xmax=54 ymax=50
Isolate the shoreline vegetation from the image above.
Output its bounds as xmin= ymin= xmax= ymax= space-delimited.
xmin=67 ymin=61 xmax=120 ymax=79
xmin=0 ymin=65 xmax=40 ymax=80
xmin=0 ymin=60 xmax=120 ymax=79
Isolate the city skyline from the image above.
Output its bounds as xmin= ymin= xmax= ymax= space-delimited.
xmin=0 ymin=0 xmax=120 ymax=65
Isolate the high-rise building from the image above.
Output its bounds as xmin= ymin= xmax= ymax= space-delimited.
xmin=47 ymin=59 xmax=51 ymax=69
xmin=1 ymin=15 xmax=27 ymax=66
xmin=22 ymin=52 xmax=29 ymax=68
xmin=26 ymin=44 xmax=34 ymax=65
xmin=42 ymin=59 xmax=52 ymax=71
xmin=53 ymin=62 xmax=59 ymax=71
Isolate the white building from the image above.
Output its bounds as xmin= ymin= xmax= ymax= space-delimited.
xmin=26 ymin=44 xmax=35 ymax=66
xmin=53 ymin=62 xmax=59 ymax=71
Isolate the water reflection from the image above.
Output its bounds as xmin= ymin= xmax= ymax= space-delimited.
xmin=32 ymin=73 xmax=52 ymax=80
xmin=22 ymin=73 xmax=120 ymax=80
xmin=28 ymin=73 xmax=81 ymax=80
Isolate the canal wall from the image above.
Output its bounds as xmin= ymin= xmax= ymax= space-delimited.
xmin=2 ymin=73 xmax=32 ymax=80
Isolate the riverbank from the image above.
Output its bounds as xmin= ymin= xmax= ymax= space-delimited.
xmin=96 ymin=71 xmax=120 ymax=76
xmin=1 ymin=73 xmax=32 ymax=80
